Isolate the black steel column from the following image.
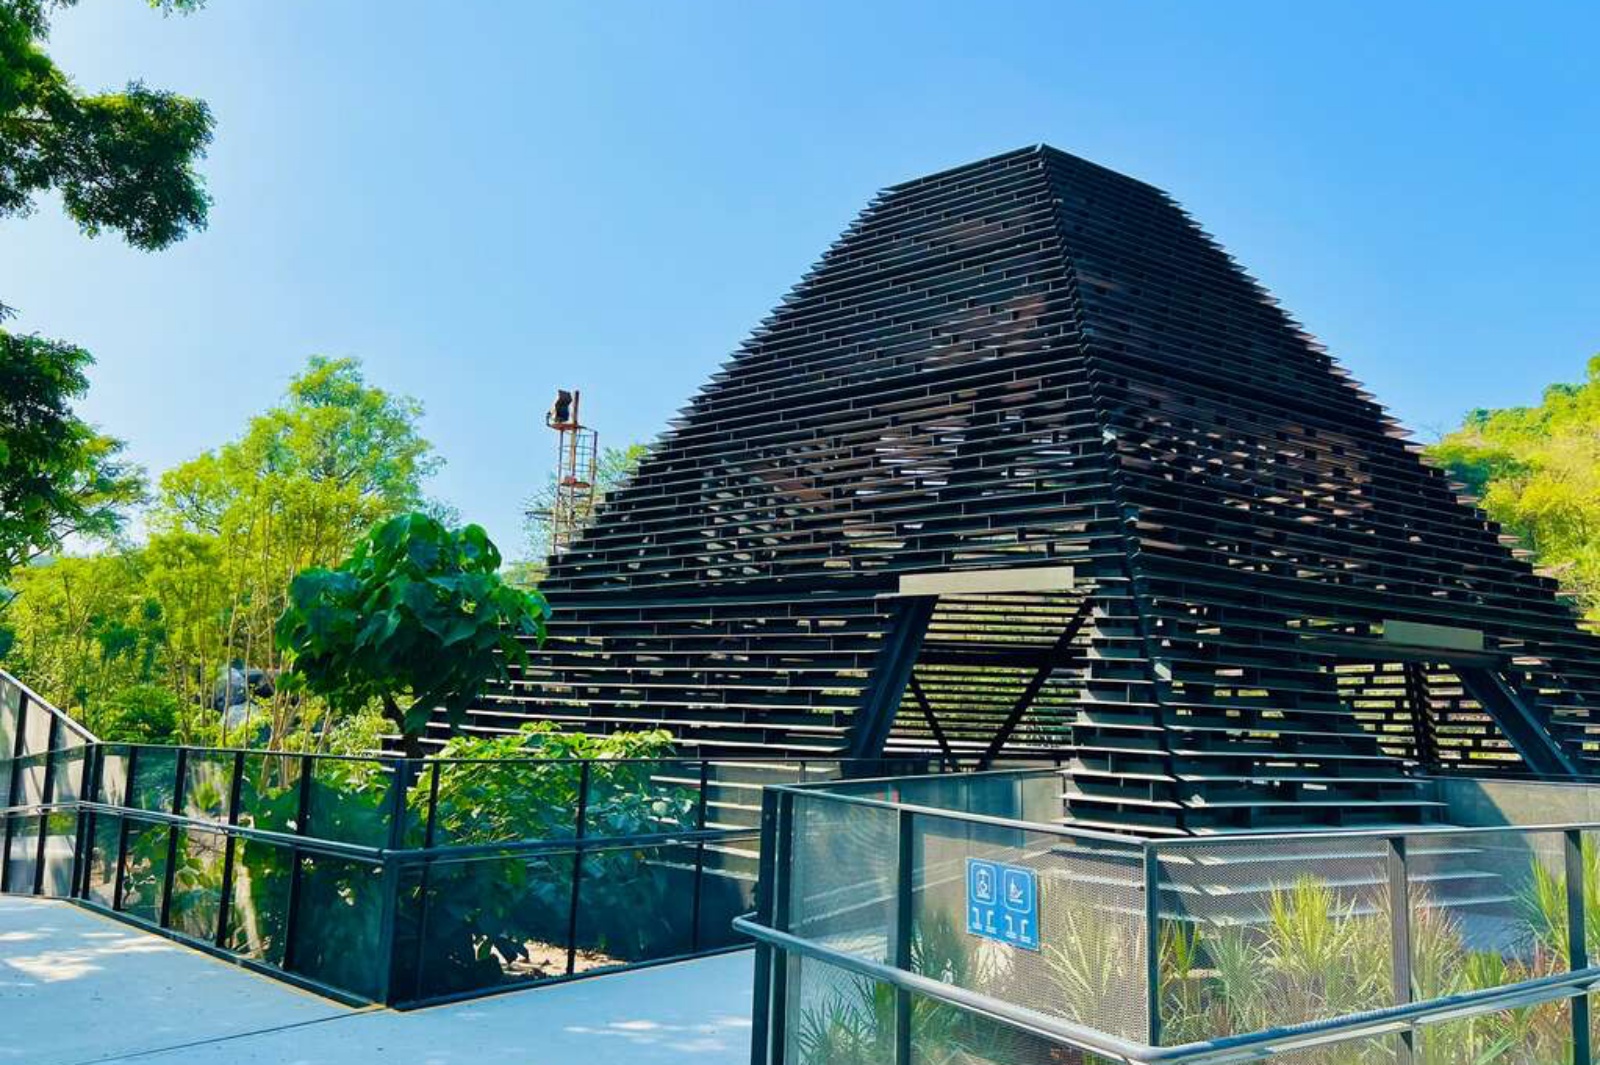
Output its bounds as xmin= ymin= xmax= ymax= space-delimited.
xmin=848 ymin=597 xmax=935 ymax=760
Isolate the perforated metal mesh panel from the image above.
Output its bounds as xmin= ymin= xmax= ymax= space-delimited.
xmin=1155 ymin=836 xmax=1395 ymax=1042
xmin=788 ymin=794 xmax=899 ymax=962
xmin=1415 ymin=999 xmax=1573 ymax=1064
xmin=907 ymin=996 xmax=1112 ymax=1065
xmin=784 ymin=956 xmax=895 ymax=1065
xmin=1439 ymin=776 xmax=1600 ymax=828
xmin=1404 ymin=829 xmax=1566 ymax=997
xmin=910 ymin=812 xmax=1147 ymax=1042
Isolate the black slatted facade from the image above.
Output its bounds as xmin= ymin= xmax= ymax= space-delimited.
xmin=455 ymin=146 xmax=1600 ymax=833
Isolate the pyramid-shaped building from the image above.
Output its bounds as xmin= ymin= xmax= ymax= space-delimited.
xmin=460 ymin=146 xmax=1600 ymax=833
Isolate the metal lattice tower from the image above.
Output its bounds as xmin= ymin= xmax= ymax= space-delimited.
xmin=538 ymin=389 xmax=599 ymax=555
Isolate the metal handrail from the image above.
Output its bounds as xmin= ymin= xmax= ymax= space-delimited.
xmin=736 ymin=914 xmax=1600 ymax=1065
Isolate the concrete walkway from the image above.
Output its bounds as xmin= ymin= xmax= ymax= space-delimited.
xmin=0 ymin=896 xmax=753 ymax=1065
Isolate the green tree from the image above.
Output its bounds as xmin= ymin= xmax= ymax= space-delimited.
xmin=0 ymin=331 xmax=145 ymax=579
xmin=0 ymin=548 xmax=161 ymax=732
xmin=153 ymin=355 xmax=444 ymax=744
xmin=0 ymin=0 xmax=210 ymax=612
xmin=1429 ymin=355 xmax=1600 ymax=623
xmin=276 ymin=513 xmax=549 ymax=758
xmin=1 ymin=0 xmax=212 ymax=251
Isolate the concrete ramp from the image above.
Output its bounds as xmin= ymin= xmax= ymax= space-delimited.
xmin=0 ymin=896 xmax=751 ymax=1065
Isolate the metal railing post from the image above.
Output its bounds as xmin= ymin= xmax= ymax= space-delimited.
xmin=213 ymin=749 xmax=247 ymax=948
xmin=564 ymin=761 xmax=591 ymax=975
xmin=770 ymin=788 xmax=796 ymax=1065
xmin=0 ymin=692 xmax=30 ymax=893
xmin=31 ymin=711 xmax=62 ymax=895
xmin=1387 ymin=836 xmax=1414 ymax=1065
xmin=690 ymin=759 xmax=711 ymax=953
xmin=894 ymin=808 xmax=914 ymax=1065
xmin=157 ymin=747 xmax=188 ymax=927
xmin=750 ymin=786 xmax=780 ymax=1065
xmin=1144 ymin=844 xmax=1162 ymax=1047
xmin=373 ymin=758 xmax=412 ymax=1005
xmin=72 ymin=745 xmax=99 ymax=899
xmin=407 ymin=760 xmax=442 ymax=1004
xmin=279 ymin=754 xmax=315 ymax=973
xmin=1565 ymin=828 xmax=1590 ymax=1065
xmin=111 ymin=746 xmax=139 ymax=912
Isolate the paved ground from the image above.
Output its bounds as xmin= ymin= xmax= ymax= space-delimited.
xmin=0 ymin=896 xmax=753 ymax=1065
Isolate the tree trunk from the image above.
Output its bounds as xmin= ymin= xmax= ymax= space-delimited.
xmin=383 ymin=694 xmax=425 ymax=759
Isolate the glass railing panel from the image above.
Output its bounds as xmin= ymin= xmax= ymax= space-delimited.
xmin=39 ymin=808 xmax=77 ymax=896
xmin=912 ymin=812 xmax=1147 ymax=1043
xmin=784 ymin=955 xmax=895 ymax=1065
xmin=1414 ymin=998 xmax=1572 ymax=1064
xmin=119 ymin=820 xmax=170 ymax=922
xmin=0 ymin=675 xmax=20 ymax=756
xmin=168 ymin=827 xmax=227 ymax=941
xmin=181 ymin=751 xmax=234 ymax=822
xmin=306 ymin=757 xmax=392 ymax=847
xmin=907 ymin=994 xmax=1123 ymax=1065
xmin=48 ymin=747 xmax=87 ymax=805
xmin=235 ymin=754 xmax=305 ymax=835
xmin=128 ymin=748 xmax=179 ymax=813
xmin=224 ymin=838 xmax=293 ymax=966
xmin=15 ymin=752 xmax=48 ymax=806
xmin=96 ymin=745 xmax=130 ymax=806
xmin=571 ymin=840 xmax=696 ymax=972
xmin=788 ymin=793 xmax=898 ymax=963
xmin=5 ymin=814 xmax=40 ymax=892
xmin=393 ymin=849 xmax=578 ymax=1003
xmin=1405 ymin=829 xmax=1568 ymax=1000
xmin=695 ymin=833 xmax=761 ymax=950
xmin=288 ymin=853 xmax=385 ymax=999
xmin=585 ymin=759 xmax=699 ymax=837
xmin=21 ymin=695 xmax=51 ymax=756
xmin=85 ymin=814 xmax=121 ymax=906
xmin=0 ymin=758 xmax=11 ymax=809
xmin=1156 ymin=835 xmax=1394 ymax=1043
xmin=426 ymin=759 xmax=582 ymax=846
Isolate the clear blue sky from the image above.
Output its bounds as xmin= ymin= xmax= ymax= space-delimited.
xmin=4 ymin=1 xmax=1596 ymax=557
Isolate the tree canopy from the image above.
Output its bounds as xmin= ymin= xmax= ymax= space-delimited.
xmin=276 ymin=513 xmax=549 ymax=757
xmin=3 ymin=356 xmax=448 ymax=749
xmin=1428 ymin=355 xmax=1600 ymax=624
xmin=1 ymin=0 xmax=213 ymax=250
xmin=0 ymin=329 xmax=145 ymax=579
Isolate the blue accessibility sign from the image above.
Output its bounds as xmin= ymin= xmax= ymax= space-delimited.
xmin=966 ymin=858 xmax=1039 ymax=950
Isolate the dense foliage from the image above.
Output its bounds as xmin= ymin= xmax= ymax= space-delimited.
xmin=1429 ymin=355 xmax=1600 ymax=624
xmin=276 ymin=513 xmax=549 ymax=755
xmin=0 ymin=0 xmax=212 ymax=250
xmin=2 ymin=357 xmax=444 ymax=747
xmin=0 ymin=329 xmax=145 ymax=583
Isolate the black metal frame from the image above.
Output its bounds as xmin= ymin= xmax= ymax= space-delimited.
xmin=0 ymin=723 xmax=934 ymax=1009
xmin=748 ymin=773 xmax=1600 ymax=1065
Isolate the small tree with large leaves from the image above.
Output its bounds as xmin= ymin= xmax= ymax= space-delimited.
xmin=275 ymin=513 xmax=549 ymax=757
